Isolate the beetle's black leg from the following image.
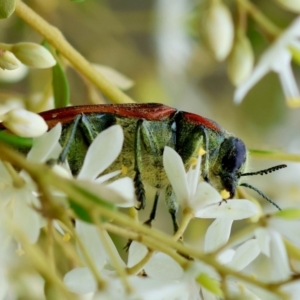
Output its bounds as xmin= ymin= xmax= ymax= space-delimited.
xmin=57 ymin=114 xmax=82 ymax=164
xmin=134 ymin=119 xmax=146 ymax=210
xmin=144 ymin=190 xmax=160 ymax=226
xmin=165 ymin=185 xmax=179 ymax=233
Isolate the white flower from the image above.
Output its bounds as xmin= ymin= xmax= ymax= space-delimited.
xmin=253 ymin=227 xmax=291 ymax=282
xmin=74 ymin=124 xmax=135 ymax=207
xmin=234 ymin=17 xmax=300 ymax=108
xmin=163 ymin=146 xmax=258 ymax=220
xmin=0 ymin=123 xmax=62 ymax=243
xmin=1 ymin=108 xmax=48 ymax=137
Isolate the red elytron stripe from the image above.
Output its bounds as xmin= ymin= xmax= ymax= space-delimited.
xmin=40 ymin=103 xmax=177 ymax=127
xmin=182 ymin=112 xmax=223 ymax=132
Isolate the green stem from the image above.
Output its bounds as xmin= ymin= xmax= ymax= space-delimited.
xmin=14 ymin=1 xmax=135 ymax=104
xmin=173 ymin=207 xmax=194 ymax=241
xmin=236 ymin=0 xmax=281 ymax=38
xmin=126 ymin=250 xmax=154 ymax=275
xmin=250 ymin=150 xmax=300 ymax=162
xmin=93 ymin=213 xmax=133 ymax=295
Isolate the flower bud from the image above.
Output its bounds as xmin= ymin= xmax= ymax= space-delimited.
xmin=227 ymin=33 xmax=254 ymax=86
xmin=0 ymin=0 xmax=16 ymax=19
xmin=203 ymin=1 xmax=234 ymax=61
xmin=275 ymin=0 xmax=300 ymax=13
xmin=0 ymin=50 xmax=21 ymax=70
xmin=0 ymin=64 xmax=28 ymax=83
xmin=10 ymin=43 xmax=56 ymax=69
xmin=2 ymin=108 xmax=48 ymax=137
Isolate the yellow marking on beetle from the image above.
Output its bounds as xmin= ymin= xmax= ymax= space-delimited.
xmin=121 ymin=165 xmax=128 ymax=175
xmin=220 ymin=189 xmax=230 ymax=200
xmin=198 ymin=147 xmax=206 ymax=156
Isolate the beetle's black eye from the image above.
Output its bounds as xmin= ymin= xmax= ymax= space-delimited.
xmin=221 ymin=137 xmax=247 ymax=174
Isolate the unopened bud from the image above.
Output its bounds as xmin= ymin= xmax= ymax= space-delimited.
xmin=11 ymin=43 xmax=56 ymax=69
xmin=227 ymin=33 xmax=254 ymax=86
xmin=203 ymin=1 xmax=234 ymax=61
xmin=0 ymin=98 xmax=24 ymax=119
xmin=275 ymin=0 xmax=300 ymax=13
xmin=2 ymin=108 xmax=48 ymax=137
xmin=0 ymin=50 xmax=21 ymax=70
xmin=0 ymin=0 xmax=16 ymax=19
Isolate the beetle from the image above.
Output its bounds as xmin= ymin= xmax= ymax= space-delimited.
xmin=23 ymin=103 xmax=289 ymax=230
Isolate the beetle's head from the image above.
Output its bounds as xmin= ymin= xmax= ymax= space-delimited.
xmin=210 ymin=136 xmax=287 ymax=210
xmin=211 ymin=136 xmax=247 ymax=198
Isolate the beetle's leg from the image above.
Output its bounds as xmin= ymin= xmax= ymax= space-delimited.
xmin=165 ymin=185 xmax=179 ymax=233
xmin=144 ymin=190 xmax=160 ymax=226
xmin=134 ymin=119 xmax=146 ymax=210
xmin=177 ymin=125 xmax=210 ymax=183
xmin=57 ymin=114 xmax=82 ymax=164
xmin=79 ymin=114 xmax=98 ymax=143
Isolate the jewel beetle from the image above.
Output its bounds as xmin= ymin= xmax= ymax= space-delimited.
xmin=10 ymin=103 xmax=289 ymax=230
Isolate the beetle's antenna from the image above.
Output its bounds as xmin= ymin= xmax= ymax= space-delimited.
xmin=239 ymin=182 xmax=281 ymax=211
xmin=238 ymin=164 xmax=287 ymax=177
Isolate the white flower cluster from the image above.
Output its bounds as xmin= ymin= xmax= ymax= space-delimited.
xmin=0 ymin=124 xmax=298 ymax=299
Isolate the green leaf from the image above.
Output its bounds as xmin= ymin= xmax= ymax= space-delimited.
xmin=249 ymin=149 xmax=279 ymax=155
xmin=196 ymin=273 xmax=223 ymax=297
xmin=41 ymin=41 xmax=69 ymax=108
xmin=274 ymin=209 xmax=300 ymax=219
xmin=70 ymin=0 xmax=85 ymax=2
xmin=0 ymin=131 xmax=33 ymax=147
xmin=69 ymin=183 xmax=117 ymax=223
xmin=69 ymin=200 xmax=93 ymax=223
xmin=52 ymin=59 xmax=70 ymax=108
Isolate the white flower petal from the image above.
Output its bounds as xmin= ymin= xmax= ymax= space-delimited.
xmin=106 ymin=177 xmax=135 ymax=207
xmin=195 ymin=200 xmax=258 ymax=220
xmin=76 ymin=221 xmax=106 ymax=271
xmin=163 ymin=146 xmax=189 ymax=206
xmin=94 ymin=170 xmax=121 ymax=184
xmin=13 ymin=190 xmax=40 ymax=243
xmin=255 ymin=227 xmax=271 ymax=256
xmin=226 ymin=239 xmax=260 ymax=271
xmin=217 ymin=249 xmax=235 ymax=265
xmin=227 ymin=281 xmax=261 ymax=300
xmin=77 ymin=125 xmax=123 ymax=180
xmin=204 ymin=218 xmax=233 ymax=253
xmin=234 ymin=59 xmax=269 ymax=104
xmin=127 ymin=241 xmax=148 ymax=270
xmin=101 ymin=230 xmax=125 ymax=268
xmin=268 ymin=230 xmax=290 ymax=282
xmin=26 ymin=123 xmax=62 ymax=163
xmin=268 ymin=218 xmax=300 ymax=247
xmin=187 ymin=154 xmax=202 ymax=195
xmin=192 ymin=182 xmax=222 ymax=212
xmin=281 ymin=280 xmax=300 ymax=300
xmin=64 ymin=267 xmax=97 ymax=294
xmin=145 ymin=252 xmax=184 ymax=280
xmin=75 ymin=180 xmax=132 ymax=207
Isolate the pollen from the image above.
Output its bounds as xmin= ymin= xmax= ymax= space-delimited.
xmin=220 ymin=189 xmax=230 ymax=199
xmin=287 ymin=97 xmax=300 ymax=108
xmin=121 ymin=165 xmax=128 ymax=175
xmin=198 ymin=147 xmax=206 ymax=156
xmin=63 ymin=232 xmax=71 ymax=242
